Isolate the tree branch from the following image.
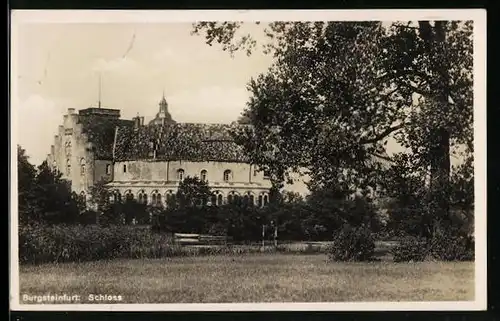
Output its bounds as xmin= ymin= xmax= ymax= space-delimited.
xmin=360 ymin=123 xmax=406 ymax=145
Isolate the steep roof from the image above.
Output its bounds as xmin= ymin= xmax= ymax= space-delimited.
xmin=113 ymin=123 xmax=250 ymax=162
xmin=78 ymin=115 xmax=134 ymax=160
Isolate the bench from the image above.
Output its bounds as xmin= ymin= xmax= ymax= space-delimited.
xmin=173 ymin=233 xmax=232 ymax=246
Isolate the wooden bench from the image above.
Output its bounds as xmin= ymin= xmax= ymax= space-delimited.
xmin=173 ymin=233 xmax=232 ymax=246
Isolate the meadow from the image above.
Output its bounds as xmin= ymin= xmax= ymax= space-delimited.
xmin=19 ymin=253 xmax=474 ymax=303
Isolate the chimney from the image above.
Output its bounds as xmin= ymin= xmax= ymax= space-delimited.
xmin=140 ymin=116 xmax=144 ymax=126
xmin=68 ymin=108 xmax=75 ymax=114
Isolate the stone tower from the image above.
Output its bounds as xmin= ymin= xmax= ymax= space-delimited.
xmin=149 ymin=91 xmax=175 ymax=126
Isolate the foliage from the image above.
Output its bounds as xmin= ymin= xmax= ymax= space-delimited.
xmin=429 ymin=230 xmax=475 ymax=261
xmin=327 ymin=225 xmax=376 ymax=262
xmin=192 ymin=21 xmax=474 ymax=238
xmin=18 ymin=146 xmax=38 ymax=225
xmin=176 ymin=176 xmax=214 ymax=208
xmin=19 ymin=224 xmax=175 ymax=264
xmin=18 ymin=152 xmax=81 ymax=225
xmin=391 ymin=236 xmax=429 ymax=262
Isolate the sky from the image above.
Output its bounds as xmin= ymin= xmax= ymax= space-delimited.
xmin=14 ymin=22 xmax=275 ymax=165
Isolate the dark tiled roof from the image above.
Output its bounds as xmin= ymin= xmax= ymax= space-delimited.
xmin=114 ymin=123 xmax=250 ymax=162
xmin=78 ymin=115 xmax=134 ymax=160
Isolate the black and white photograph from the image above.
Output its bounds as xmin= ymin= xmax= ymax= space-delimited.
xmin=9 ymin=10 xmax=486 ymax=311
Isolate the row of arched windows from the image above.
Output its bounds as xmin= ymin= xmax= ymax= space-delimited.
xmin=110 ymin=189 xmax=269 ymax=207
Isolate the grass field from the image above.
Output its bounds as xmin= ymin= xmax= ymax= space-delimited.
xmin=19 ymin=254 xmax=474 ymax=303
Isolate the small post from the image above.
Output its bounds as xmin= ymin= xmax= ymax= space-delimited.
xmin=262 ymin=224 xmax=265 ymax=249
xmin=274 ymin=224 xmax=278 ymax=248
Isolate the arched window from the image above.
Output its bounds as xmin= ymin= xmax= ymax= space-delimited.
xmin=125 ymin=190 xmax=134 ymax=202
xmin=258 ymin=195 xmax=263 ymax=207
xmin=112 ymin=190 xmax=122 ymax=203
xmin=217 ymin=194 xmax=223 ymax=206
xmin=80 ymin=158 xmax=86 ymax=175
xmin=223 ymin=169 xmax=232 ymax=182
xmin=80 ymin=191 xmax=86 ymax=203
xmin=151 ymin=190 xmax=162 ymax=206
xmin=210 ymin=194 xmax=217 ymax=206
xmin=200 ymin=170 xmax=207 ymax=182
xmin=106 ymin=164 xmax=112 ymax=175
xmin=177 ymin=169 xmax=185 ymax=181
xmin=138 ymin=190 xmax=148 ymax=205
xmin=165 ymin=190 xmax=176 ymax=207
xmin=243 ymin=195 xmax=249 ymax=205
xmin=64 ymin=141 xmax=72 ymax=156
xmin=249 ymin=194 xmax=255 ymax=206
xmin=227 ymin=191 xmax=239 ymax=204
xmin=263 ymin=194 xmax=269 ymax=206
xmin=66 ymin=158 xmax=71 ymax=176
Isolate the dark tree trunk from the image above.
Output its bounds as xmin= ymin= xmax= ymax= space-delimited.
xmin=419 ymin=21 xmax=452 ymax=236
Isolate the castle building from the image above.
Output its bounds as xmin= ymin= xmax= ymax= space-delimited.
xmin=47 ymin=95 xmax=273 ymax=207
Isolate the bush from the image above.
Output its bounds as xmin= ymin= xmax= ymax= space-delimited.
xmin=430 ymin=232 xmax=475 ymax=261
xmin=18 ymin=224 xmax=175 ymax=264
xmin=392 ymin=236 xmax=429 ymax=262
xmin=327 ymin=225 xmax=375 ymax=262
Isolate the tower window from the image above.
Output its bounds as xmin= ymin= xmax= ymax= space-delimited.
xmin=80 ymin=158 xmax=86 ymax=175
xmin=66 ymin=159 xmax=71 ymax=176
xmin=106 ymin=164 xmax=112 ymax=175
xmin=123 ymin=164 xmax=127 ymax=173
xmin=263 ymin=170 xmax=271 ymax=179
xmin=223 ymin=170 xmax=232 ymax=182
xmin=200 ymin=170 xmax=207 ymax=182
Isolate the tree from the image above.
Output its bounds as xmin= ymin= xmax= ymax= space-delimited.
xmin=192 ymin=21 xmax=473 ymax=237
xmin=32 ymin=161 xmax=80 ymax=224
xmin=176 ymin=176 xmax=213 ymax=208
xmin=18 ymin=146 xmax=38 ymax=224
xmin=380 ymin=153 xmax=433 ymax=237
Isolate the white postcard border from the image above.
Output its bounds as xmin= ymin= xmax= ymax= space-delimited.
xmin=9 ymin=9 xmax=487 ymax=311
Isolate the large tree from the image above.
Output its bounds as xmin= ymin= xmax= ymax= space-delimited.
xmin=192 ymin=21 xmax=473 ymax=235
xmin=18 ymin=145 xmax=38 ymax=225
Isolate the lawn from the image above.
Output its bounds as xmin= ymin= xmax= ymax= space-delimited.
xmin=18 ymin=254 xmax=474 ymax=303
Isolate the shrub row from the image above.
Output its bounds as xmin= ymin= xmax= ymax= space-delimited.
xmin=19 ymin=224 xmax=333 ymax=264
xmin=19 ymin=224 xmax=474 ymax=264
xmin=391 ymin=233 xmax=475 ymax=262
xmin=19 ymin=224 xmax=177 ymax=264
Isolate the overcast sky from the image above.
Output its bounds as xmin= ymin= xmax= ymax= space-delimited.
xmin=14 ymin=22 xmax=275 ymax=166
